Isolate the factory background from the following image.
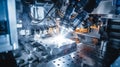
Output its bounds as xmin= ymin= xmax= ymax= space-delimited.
xmin=0 ymin=0 xmax=120 ymax=67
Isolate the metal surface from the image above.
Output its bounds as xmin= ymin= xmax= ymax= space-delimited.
xmin=92 ymin=0 xmax=115 ymax=14
xmin=36 ymin=43 xmax=101 ymax=67
xmin=111 ymin=56 xmax=120 ymax=67
xmin=7 ymin=0 xmax=18 ymax=50
xmin=0 ymin=0 xmax=18 ymax=52
xmin=0 ymin=0 xmax=7 ymax=20
xmin=30 ymin=5 xmax=45 ymax=20
xmin=44 ymin=52 xmax=78 ymax=67
xmin=0 ymin=35 xmax=12 ymax=52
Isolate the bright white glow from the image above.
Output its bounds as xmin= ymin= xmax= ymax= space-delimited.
xmin=13 ymin=43 xmax=19 ymax=50
xmin=17 ymin=24 xmax=22 ymax=28
xmin=35 ymin=24 xmax=75 ymax=47
xmin=19 ymin=30 xmax=25 ymax=35
xmin=52 ymin=34 xmax=74 ymax=47
xmin=37 ymin=25 xmax=74 ymax=47
xmin=41 ymin=34 xmax=74 ymax=48
xmin=60 ymin=26 xmax=73 ymax=36
xmin=34 ymin=33 xmax=41 ymax=41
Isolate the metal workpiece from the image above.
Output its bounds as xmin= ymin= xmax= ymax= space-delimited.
xmin=16 ymin=27 xmax=77 ymax=66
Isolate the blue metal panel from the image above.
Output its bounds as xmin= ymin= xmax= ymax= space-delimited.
xmin=7 ymin=0 xmax=18 ymax=50
xmin=0 ymin=0 xmax=7 ymax=20
xmin=0 ymin=0 xmax=18 ymax=52
xmin=111 ymin=56 xmax=120 ymax=67
xmin=116 ymin=0 xmax=120 ymax=6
